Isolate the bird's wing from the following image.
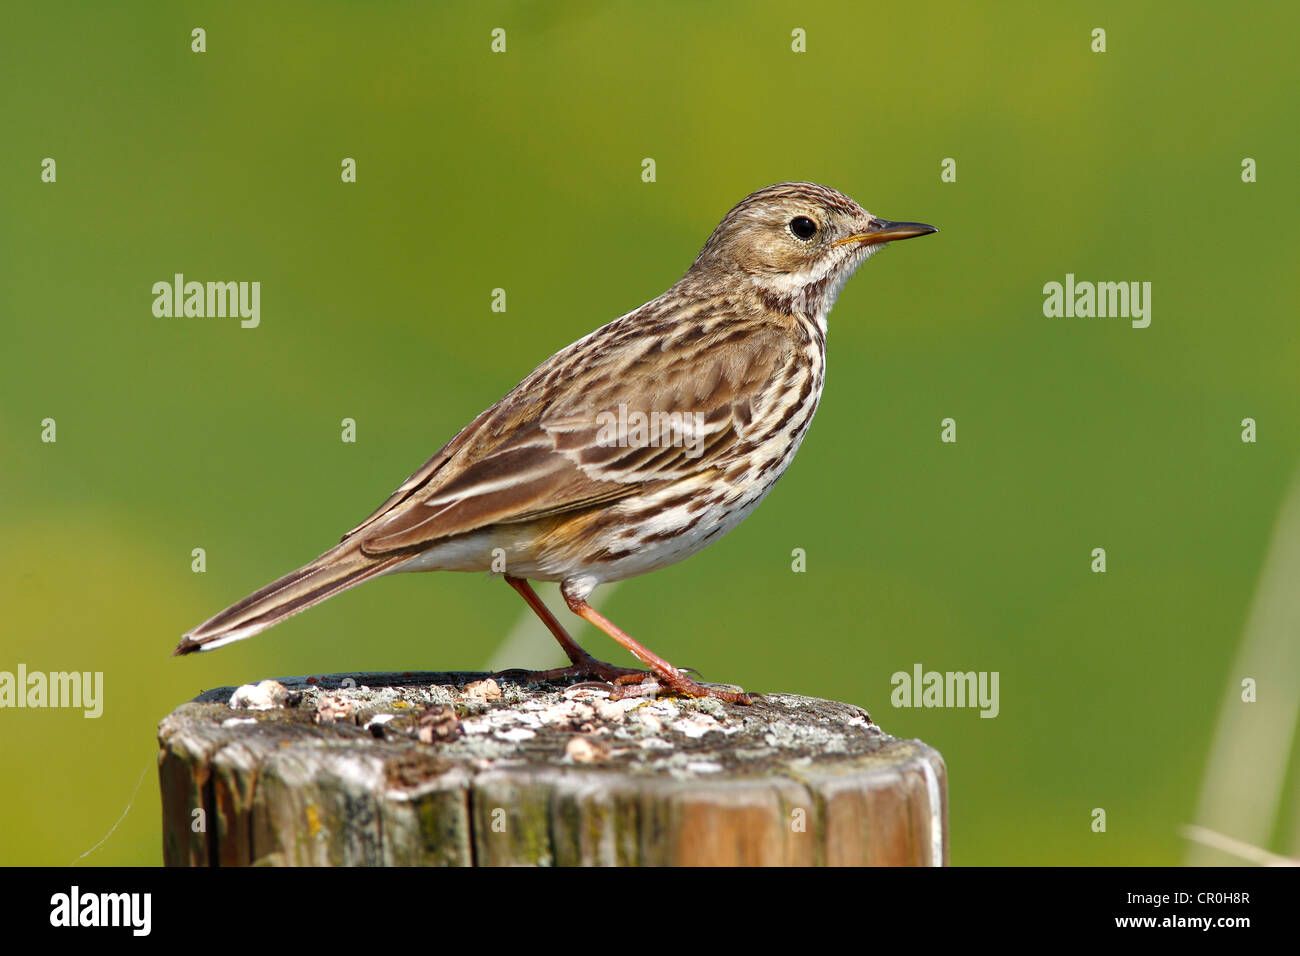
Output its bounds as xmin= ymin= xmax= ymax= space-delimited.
xmin=349 ymin=315 xmax=796 ymax=556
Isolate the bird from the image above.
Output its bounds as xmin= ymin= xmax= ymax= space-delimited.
xmin=174 ymin=182 xmax=936 ymax=704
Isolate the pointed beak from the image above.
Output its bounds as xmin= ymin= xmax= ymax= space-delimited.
xmin=833 ymin=218 xmax=938 ymax=248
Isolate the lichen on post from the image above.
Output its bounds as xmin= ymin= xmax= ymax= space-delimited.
xmin=157 ymin=672 xmax=947 ymax=866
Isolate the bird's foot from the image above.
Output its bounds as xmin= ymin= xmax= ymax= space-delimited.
xmin=607 ymin=673 xmax=756 ymax=706
xmin=497 ymin=657 xmax=753 ymax=705
xmin=495 ymin=655 xmax=651 ymax=688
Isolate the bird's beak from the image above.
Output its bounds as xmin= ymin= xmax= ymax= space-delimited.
xmin=833 ymin=219 xmax=938 ymax=248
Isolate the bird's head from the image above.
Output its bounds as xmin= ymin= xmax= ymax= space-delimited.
xmin=690 ymin=181 xmax=936 ymax=319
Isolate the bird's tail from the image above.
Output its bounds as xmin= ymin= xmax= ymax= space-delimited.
xmin=172 ymin=543 xmax=407 ymax=656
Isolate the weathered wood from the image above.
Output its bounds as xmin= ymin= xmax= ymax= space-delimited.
xmin=158 ymin=671 xmax=947 ymax=866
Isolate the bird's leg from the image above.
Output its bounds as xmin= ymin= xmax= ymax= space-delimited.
xmin=495 ymin=575 xmax=650 ymax=686
xmin=562 ymin=590 xmax=754 ymax=706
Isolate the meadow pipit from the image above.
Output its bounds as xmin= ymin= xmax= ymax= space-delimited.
xmin=175 ymin=182 xmax=937 ymax=704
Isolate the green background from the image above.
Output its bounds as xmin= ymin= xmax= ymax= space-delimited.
xmin=2 ymin=1 xmax=1297 ymax=866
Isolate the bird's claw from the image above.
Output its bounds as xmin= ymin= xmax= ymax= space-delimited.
xmin=496 ymin=660 xmax=753 ymax=705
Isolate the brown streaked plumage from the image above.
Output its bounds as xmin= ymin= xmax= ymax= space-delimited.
xmin=174 ymin=182 xmax=937 ymax=704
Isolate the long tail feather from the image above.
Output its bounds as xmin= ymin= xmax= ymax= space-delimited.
xmin=172 ymin=545 xmax=406 ymax=656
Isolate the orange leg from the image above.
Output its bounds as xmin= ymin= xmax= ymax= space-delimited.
xmin=498 ymin=576 xmax=753 ymax=704
xmin=562 ymin=587 xmax=754 ymax=706
xmin=497 ymin=575 xmax=650 ymax=685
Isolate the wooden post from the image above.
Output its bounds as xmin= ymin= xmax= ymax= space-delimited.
xmin=158 ymin=671 xmax=947 ymax=866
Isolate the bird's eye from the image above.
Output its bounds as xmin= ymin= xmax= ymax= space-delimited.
xmin=789 ymin=216 xmax=818 ymax=240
